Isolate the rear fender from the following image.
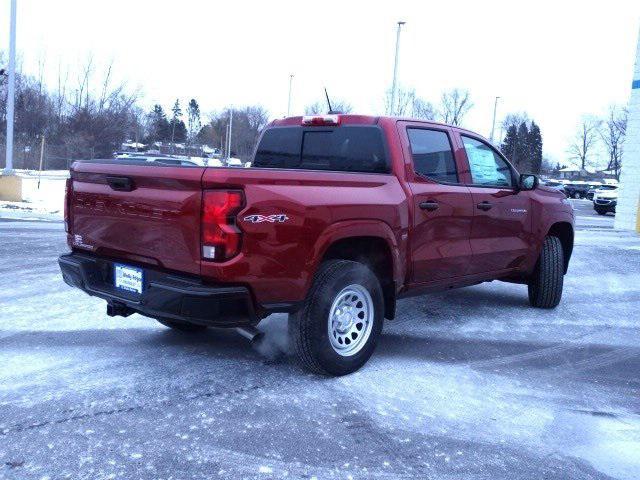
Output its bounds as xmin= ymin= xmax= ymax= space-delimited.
xmin=307 ymin=220 xmax=405 ymax=293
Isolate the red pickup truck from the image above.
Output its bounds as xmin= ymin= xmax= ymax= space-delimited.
xmin=59 ymin=114 xmax=574 ymax=375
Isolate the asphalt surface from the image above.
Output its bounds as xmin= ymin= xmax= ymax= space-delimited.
xmin=1 ymin=201 xmax=639 ymax=479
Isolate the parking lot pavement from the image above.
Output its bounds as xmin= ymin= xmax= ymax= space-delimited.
xmin=0 ymin=219 xmax=639 ymax=480
xmin=570 ymin=198 xmax=616 ymax=229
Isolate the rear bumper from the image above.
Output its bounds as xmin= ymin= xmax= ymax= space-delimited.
xmin=58 ymin=252 xmax=257 ymax=327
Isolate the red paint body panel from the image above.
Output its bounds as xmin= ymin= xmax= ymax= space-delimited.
xmin=66 ymin=115 xmax=574 ymax=312
xmin=199 ymin=167 xmax=408 ymax=303
xmin=69 ymin=163 xmax=205 ymax=275
xmin=395 ymin=121 xmax=474 ymax=282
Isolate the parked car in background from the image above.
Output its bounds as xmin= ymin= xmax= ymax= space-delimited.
xmin=564 ymin=182 xmax=591 ymax=199
xmin=593 ymin=189 xmax=618 ymax=215
xmin=115 ymin=154 xmax=204 ymax=167
xmin=586 ymin=184 xmax=618 ymax=201
xmin=542 ymin=180 xmax=566 ymax=195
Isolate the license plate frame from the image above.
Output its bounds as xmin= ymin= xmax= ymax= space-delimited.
xmin=113 ymin=263 xmax=144 ymax=295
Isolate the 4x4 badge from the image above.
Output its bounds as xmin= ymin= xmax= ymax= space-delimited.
xmin=244 ymin=214 xmax=289 ymax=224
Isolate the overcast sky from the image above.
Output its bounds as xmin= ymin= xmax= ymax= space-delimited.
xmin=2 ymin=0 xmax=639 ymax=164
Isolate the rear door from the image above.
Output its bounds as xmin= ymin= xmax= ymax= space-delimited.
xmin=399 ymin=122 xmax=474 ymax=283
xmin=70 ymin=161 xmax=205 ymax=275
xmin=455 ymin=134 xmax=533 ymax=274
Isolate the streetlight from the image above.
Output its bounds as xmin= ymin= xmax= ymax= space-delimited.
xmin=287 ymin=74 xmax=294 ymax=117
xmin=4 ymin=0 xmax=17 ymax=174
xmin=390 ymin=21 xmax=406 ymax=116
xmin=227 ymin=106 xmax=233 ymax=160
xmin=489 ymin=96 xmax=500 ymax=144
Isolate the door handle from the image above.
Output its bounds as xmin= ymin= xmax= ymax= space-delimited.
xmin=419 ymin=201 xmax=439 ymax=211
xmin=477 ymin=201 xmax=493 ymax=211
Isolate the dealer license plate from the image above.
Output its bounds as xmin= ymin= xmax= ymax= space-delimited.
xmin=114 ymin=264 xmax=144 ymax=294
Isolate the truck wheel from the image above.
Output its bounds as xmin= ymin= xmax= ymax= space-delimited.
xmin=528 ymin=236 xmax=564 ymax=309
xmin=288 ymin=260 xmax=384 ymax=376
xmin=156 ymin=318 xmax=208 ymax=332
xmin=595 ymin=207 xmax=607 ymax=215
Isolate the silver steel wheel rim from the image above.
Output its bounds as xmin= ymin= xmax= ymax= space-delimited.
xmin=328 ymin=284 xmax=374 ymax=357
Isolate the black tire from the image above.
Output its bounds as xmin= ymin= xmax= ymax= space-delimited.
xmin=572 ymin=192 xmax=580 ymax=199
xmin=528 ymin=236 xmax=564 ymax=309
xmin=594 ymin=207 xmax=607 ymax=216
xmin=288 ymin=260 xmax=384 ymax=376
xmin=156 ymin=318 xmax=208 ymax=332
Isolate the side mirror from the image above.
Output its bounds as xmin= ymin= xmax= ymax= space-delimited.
xmin=518 ymin=174 xmax=538 ymax=191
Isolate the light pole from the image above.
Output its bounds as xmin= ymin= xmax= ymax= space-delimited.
xmin=4 ymin=0 xmax=17 ymax=174
xmin=287 ymin=74 xmax=294 ymax=117
xmin=227 ymin=106 xmax=233 ymax=160
xmin=489 ymin=96 xmax=500 ymax=144
xmin=389 ymin=21 xmax=406 ymax=116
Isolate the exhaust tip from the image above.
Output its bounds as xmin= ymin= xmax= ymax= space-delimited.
xmin=236 ymin=326 xmax=264 ymax=343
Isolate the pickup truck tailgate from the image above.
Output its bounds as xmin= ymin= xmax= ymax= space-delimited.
xmin=69 ymin=162 xmax=205 ymax=275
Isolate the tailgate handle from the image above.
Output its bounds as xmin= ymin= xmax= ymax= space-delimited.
xmin=106 ymin=176 xmax=135 ymax=192
xmin=419 ymin=200 xmax=439 ymax=211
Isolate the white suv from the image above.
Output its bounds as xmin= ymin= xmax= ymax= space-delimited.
xmin=593 ymin=189 xmax=618 ymax=215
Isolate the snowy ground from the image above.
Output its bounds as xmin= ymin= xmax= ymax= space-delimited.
xmin=0 ymin=208 xmax=639 ymax=479
xmin=0 ymin=171 xmax=68 ymax=222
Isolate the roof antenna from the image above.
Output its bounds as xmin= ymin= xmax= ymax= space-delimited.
xmin=324 ymin=87 xmax=334 ymax=114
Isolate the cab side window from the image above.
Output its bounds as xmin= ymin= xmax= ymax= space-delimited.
xmin=407 ymin=128 xmax=458 ymax=183
xmin=461 ymin=136 xmax=513 ymax=187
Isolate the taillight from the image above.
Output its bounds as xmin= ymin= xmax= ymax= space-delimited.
xmin=201 ymin=190 xmax=244 ymax=261
xmin=64 ymin=177 xmax=72 ymax=233
xmin=302 ymin=114 xmax=340 ymax=126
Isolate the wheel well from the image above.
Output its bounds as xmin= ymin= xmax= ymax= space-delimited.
xmin=547 ymin=222 xmax=574 ymax=273
xmin=321 ymin=236 xmax=396 ymax=319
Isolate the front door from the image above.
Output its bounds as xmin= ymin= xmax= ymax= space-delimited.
xmin=457 ymin=134 xmax=533 ymax=274
xmin=399 ymin=123 xmax=474 ymax=284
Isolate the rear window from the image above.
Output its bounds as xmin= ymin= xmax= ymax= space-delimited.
xmin=252 ymin=127 xmax=302 ymax=168
xmin=253 ymin=126 xmax=389 ymax=173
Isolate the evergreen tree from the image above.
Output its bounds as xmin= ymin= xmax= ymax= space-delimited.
xmin=516 ymin=122 xmax=530 ymax=172
xmin=500 ymin=113 xmax=545 ymax=173
xmin=501 ymin=125 xmax=518 ymax=163
xmin=170 ymin=99 xmax=183 ymax=143
xmin=146 ymin=104 xmax=171 ymax=143
xmin=169 ymin=118 xmax=187 ymax=143
xmin=527 ymin=121 xmax=543 ymax=173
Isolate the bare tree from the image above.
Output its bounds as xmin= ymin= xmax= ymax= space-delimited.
xmin=55 ymin=59 xmax=68 ymax=123
xmin=439 ymin=88 xmax=472 ymax=126
xmin=36 ymin=53 xmax=45 ymax=95
xmin=501 ymin=112 xmax=530 ymax=133
xmin=186 ymin=98 xmax=201 ymax=144
xmin=600 ymin=105 xmax=627 ymax=180
xmin=74 ymin=54 xmax=94 ymax=110
xmin=98 ymin=61 xmax=113 ymax=113
xmin=204 ymin=106 xmax=270 ymax=160
xmin=568 ymin=117 xmax=601 ymax=170
xmin=384 ymin=87 xmax=436 ymax=120
xmin=412 ymin=97 xmax=437 ymax=121
xmin=384 ymin=87 xmax=414 ymax=116
xmin=304 ymin=99 xmax=353 ymax=115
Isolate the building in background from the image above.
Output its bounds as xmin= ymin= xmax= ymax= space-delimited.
xmin=615 ymin=27 xmax=640 ymax=231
